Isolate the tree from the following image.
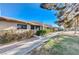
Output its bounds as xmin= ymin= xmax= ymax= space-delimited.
xmin=40 ymin=3 xmax=71 ymax=31
xmin=40 ymin=3 xmax=66 ymax=10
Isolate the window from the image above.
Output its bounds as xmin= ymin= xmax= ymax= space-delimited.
xmin=31 ymin=25 xmax=35 ymax=30
xmin=17 ymin=24 xmax=27 ymax=29
xmin=36 ymin=26 xmax=40 ymax=30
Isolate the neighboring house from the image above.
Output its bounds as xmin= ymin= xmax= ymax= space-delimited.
xmin=0 ymin=16 xmax=53 ymax=31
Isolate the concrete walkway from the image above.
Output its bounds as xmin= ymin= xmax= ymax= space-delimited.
xmin=0 ymin=32 xmax=59 ymax=55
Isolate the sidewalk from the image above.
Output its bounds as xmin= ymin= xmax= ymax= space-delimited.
xmin=0 ymin=32 xmax=59 ymax=55
xmin=0 ymin=36 xmax=39 ymax=55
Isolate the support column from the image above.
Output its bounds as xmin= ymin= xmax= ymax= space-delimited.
xmin=27 ymin=25 xmax=31 ymax=30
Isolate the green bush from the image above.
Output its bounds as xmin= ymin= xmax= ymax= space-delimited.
xmin=36 ymin=30 xmax=46 ymax=36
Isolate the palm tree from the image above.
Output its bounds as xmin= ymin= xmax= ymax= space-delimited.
xmin=41 ymin=4 xmax=77 ymax=30
xmin=40 ymin=3 xmax=66 ymax=10
xmin=74 ymin=15 xmax=79 ymax=34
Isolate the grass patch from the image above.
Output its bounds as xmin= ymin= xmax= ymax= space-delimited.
xmin=31 ymin=35 xmax=79 ymax=55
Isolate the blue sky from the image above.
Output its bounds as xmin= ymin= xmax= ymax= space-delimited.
xmin=0 ymin=3 xmax=58 ymax=27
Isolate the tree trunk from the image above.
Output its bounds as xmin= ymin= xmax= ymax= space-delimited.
xmin=74 ymin=16 xmax=78 ymax=34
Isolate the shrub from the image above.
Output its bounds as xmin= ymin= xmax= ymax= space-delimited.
xmin=36 ymin=30 xmax=46 ymax=36
xmin=25 ymin=30 xmax=34 ymax=39
xmin=45 ymin=29 xmax=51 ymax=33
xmin=0 ymin=30 xmax=34 ymax=44
xmin=45 ymin=29 xmax=54 ymax=33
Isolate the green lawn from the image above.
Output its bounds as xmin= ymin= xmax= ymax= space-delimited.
xmin=31 ymin=35 xmax=79 ymax=55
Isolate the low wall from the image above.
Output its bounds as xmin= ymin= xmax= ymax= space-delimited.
xmin=60 ymin=31 xmax=79 ymax=36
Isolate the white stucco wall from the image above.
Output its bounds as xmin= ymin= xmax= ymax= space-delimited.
xmin=0 ymin=21 xmax=31 ymax=30
xmin=0 ymin=21 xmax=17 ymax=30
xmin=27 ymin=25 xmax=31 ymax=30
xmin=0 ymin=21 xmax=43 ymax=31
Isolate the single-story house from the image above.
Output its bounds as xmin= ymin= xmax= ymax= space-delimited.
xmin=0 ymin=16 xmax=53 ymax=31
